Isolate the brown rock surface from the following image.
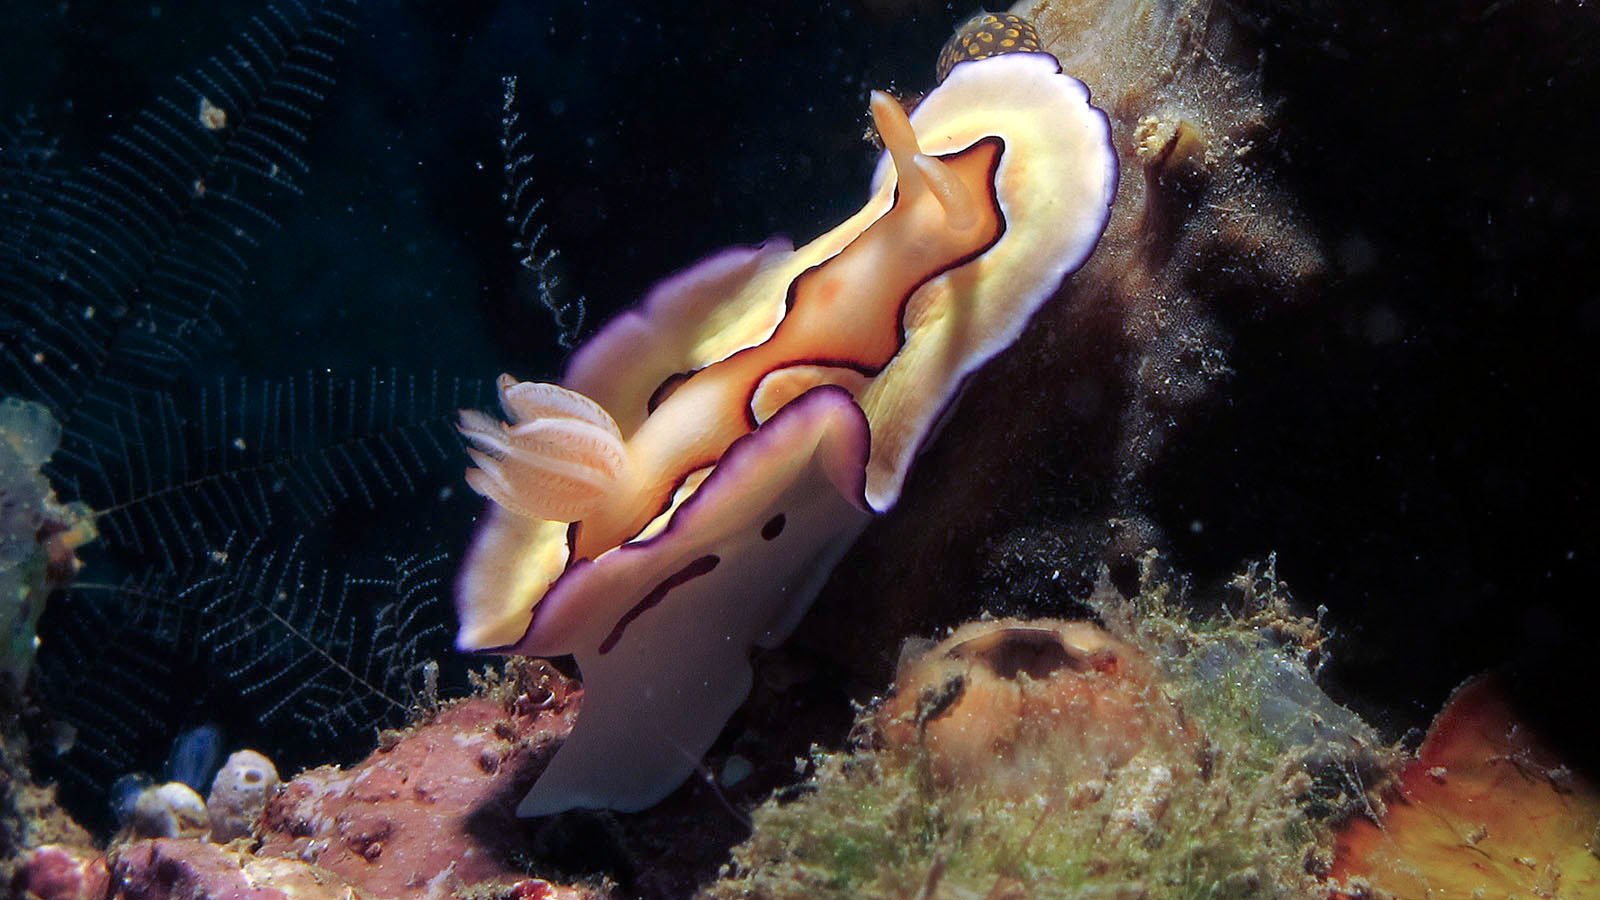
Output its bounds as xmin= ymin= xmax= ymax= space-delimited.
xmin=109 ymin=839 xmax=353 ymax=900
xmin=17 ymin=661 xmax=603 ymax=900
xmin=257 ymin=660 xmax=581 ymax=898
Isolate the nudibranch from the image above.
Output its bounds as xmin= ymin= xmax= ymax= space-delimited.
xmin=455 ymin=50 xmax=1116 ymax=816
xmin=935 ymin=12 xmax=1044 ymax=83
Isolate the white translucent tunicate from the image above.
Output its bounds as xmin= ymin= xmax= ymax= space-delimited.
xmin=1187 ymin=635 xmax=1380 ymax=768
xmin=165 ymin=724 xmax=225 ymax=794
xmin=110 ymin=772 xmax=155 ymax=827
xmin=0 ymin=397 xmax=61 ymax=468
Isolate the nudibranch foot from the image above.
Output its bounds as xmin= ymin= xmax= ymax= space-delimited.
xmin=515 ymin=386 xmax=873 ymax=815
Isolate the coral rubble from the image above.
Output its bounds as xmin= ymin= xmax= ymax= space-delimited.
xmin=0 ymin=716 xmax=94 ymax=895
xmin=12 ymin=659 xmax=607 ymax=900
xmin=706 ymin=561 xmax=1393 ymax=899
xmin=111 ymin=840 xmax=349 ymax=900
xmin=12 ymin=843 xmax=107 ymax=900
xmin=255 ymin=659 xmax=587 ymax=897
xmin=1 ymin=398 xmax=96 ymax=890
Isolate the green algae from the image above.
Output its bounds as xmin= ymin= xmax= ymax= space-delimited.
xmin=1 ymin=398 xmax=94 ymax=686
xmin=702 ymin=554 xmax=1397 ymax=899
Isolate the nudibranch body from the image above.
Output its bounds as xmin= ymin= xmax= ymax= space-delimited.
xmin=456 ymin=51 xmax=1116 ymax=816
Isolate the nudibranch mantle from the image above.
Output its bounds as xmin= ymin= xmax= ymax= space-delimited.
xmin=455 ymin=51 xmax=1116 ymax=816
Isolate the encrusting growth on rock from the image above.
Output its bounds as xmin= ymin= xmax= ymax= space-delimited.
xmin=1 ymin=398 xmax=95 ymax=687
xmin=14 ymin=660 xmax=609 ymax=900
xmin=705 ymin=558 xmax=1397 ymax=900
